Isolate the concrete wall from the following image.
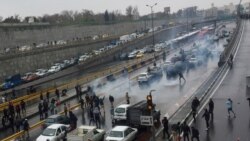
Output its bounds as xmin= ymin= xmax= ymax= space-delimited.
xmin=0 ymin=20 xmax=167 ymax=50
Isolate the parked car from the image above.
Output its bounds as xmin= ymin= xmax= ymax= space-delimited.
xmin=23 ymin=73 xmax=39 ymax=82
xmin=36 ymin=124 xmax=69 ymax=141
xmin=106 ymin=126 xmax=137 ymax=141
xmin=136 ymin=50 xmax=144 ymax=58
xmin=1 ymin=74 xmax=23 ymax=90
xmin=57 ymin=40 xmax=67 ymax=45
xmin=48 ymin=66 xmax=61 ymax=73
xmin=43 ymin=114 xmax=70 ymax=128
xmin=128 ymin=51 xmax=138 ymax=59
xmin=35 ymin=69 xmax=48 ymax=77
xmin=36 ymin=43 xmax=48 ymax=48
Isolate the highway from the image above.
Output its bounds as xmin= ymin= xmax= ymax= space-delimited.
xmin=188 ymin=20 xmax=250 ymax=141
xmin=0 ymin=22 xmax=236 ymax=141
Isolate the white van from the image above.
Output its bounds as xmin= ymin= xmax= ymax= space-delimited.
xmin=114 ymin=104 xmax=130 ymax=121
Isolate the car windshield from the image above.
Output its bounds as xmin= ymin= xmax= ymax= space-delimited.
xmin=45 ymin=118 xmax=55 ymax=123
xmin=42 ymin=128 xmax=56 ymax=136
xmin=109 ymin=131 xmax=123 ymax=138
xmin=139 ymin=74 xmax=147 ymax=77
xmin=115 ymin=108 xmax=125 ymax=113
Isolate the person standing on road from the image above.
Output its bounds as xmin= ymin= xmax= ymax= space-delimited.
xmin=79 ymin=97 xmax=84 ymax=110
xmin=15 ymin=116 xmax=21 ymax=132
xmin=109 ymin=95 xmax=114 ymax=106
xmin=55 ymin=88 xmax=60 ymax=100
xmin=226 ymin=98 xmax=236 ymax=118
xmin=23 ymin=119 xmax=30 ymax=138
xmin=162 ymin=117 xmax=170 ymax=139
xmin=69 ymin=111 xmax=78 ymax=130
xmin=182 ymin=121 xmax=191 ymax=141
xmin=38 ymin=102 xmax=44 ymax=120
xmin=43 ymin=100 xmax=49 ymax=118
xmin=46 ymin=91 xmax=50 ymax=101
xmin=9 ymin=102 xmax=15 ymax=118
xmin=93 ymin=106 xmax=101 ymax=128
xmin=2 ymin=116 xmax=6 ymax=129
xmin=85 ymin=94 xmax=90 ymax=107
xmin=202 ymin=108 xmax=210 ymax=130
xmin=20 ymin=100 xmax=26 ymax=115
xmin=191 ymin=126 xmax=200 ymax=141
xmin=9 ymin=115 xmax=15 ymax=132
xmin=64 ymin=103 xmax=68 ymax=117
xmin=16 ymin=104 xmax=21 ymax=118
xmin=178 ymin=71 xmax=186 ymax=83
xmin=99 ymin=96 xmax=105 ymax=114
xmin=125 ymin=92 xmax=130 ymax=104
xmin=208 ymin=99 xmax=214 ymax=120
xmin=191 ymin=97 xmax=200 ymax=123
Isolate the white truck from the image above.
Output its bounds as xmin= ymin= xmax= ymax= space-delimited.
xmin=67 ymin=126 xmax=105 ymax=141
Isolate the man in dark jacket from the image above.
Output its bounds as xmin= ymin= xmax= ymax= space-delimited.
xmin=23 ymin=119 xmax=30 ymax=138
xmin=69 ymin=111 xmax=78 ymax=129
xmin=109 ymin=95 xmax=114 ymax=106
xmin=182 ymin=121 xmax=191 ymax=141
xmin=20 ymin=100 xmax=26 ymax=115
xmin=202 ymin=108 xmax=210 ymax=130
xmin=191 ymin=126 xmax=200 ymax=141
xmin=38 ymin=102 xmax=43 ymax=120
xmin=162 ymin=117 xmax=170 ymax=139
xmin=208 ymin=99 xmax=214 ymax=120
xmin=191 ymin=97 xmax=200 ymax=122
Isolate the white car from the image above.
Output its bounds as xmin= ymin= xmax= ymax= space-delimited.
xmin=36 ymin=43 xmax=48 ymax=48
xmin=106 ymin=126 xmax=137 ymax=141
xmin=57 ymin=40 xmax=67 ymax=45
xmin=48 ymin=66 xmax=61 ymax=73
xmin=36 ymin=124 xmax=69 ymax=141
xmin=128 ymin=51 xmax=138 ymax=59
xmin=114 ymin=104 xmax=130 ymax=121
xmin=35 ymin=69 xmax=48 ymax=77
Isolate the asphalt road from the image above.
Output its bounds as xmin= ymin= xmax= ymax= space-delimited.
xmin=0 ymin=22 xmax=236 ymax=141
xmin=190 ymin=20 xmax=250 ymax=141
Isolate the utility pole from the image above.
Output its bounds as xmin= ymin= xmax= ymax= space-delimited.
xmin=147 ymin=90 xmax=156 ymax=141
xmin=146 ymin=3 xmax=157 ymax=47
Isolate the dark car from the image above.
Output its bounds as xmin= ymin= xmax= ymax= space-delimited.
xmin=43 ymin=114 xmax=70 ymax=128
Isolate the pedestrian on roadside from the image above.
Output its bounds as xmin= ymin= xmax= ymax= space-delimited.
xmin=43 ymin=100 xmax=49 ymax=118
xmin=125 ymin=92 xmax=130 ymax=104
xmin=89 ymin=108 xmax=95 ymax=126
xmin=171 ymin=122 xmax=180 ymax=141
xmin=191 ymin=126 xmax=200 ymax=141
xmin=40 ymin=92 xmax=43 ymax=100
xmin=93 ymin=106 xmax=101 ymax=128
xmin=226 ymin=98 xmax=236 ymax=118
xmin=178 ymin=71 xmax=186 ymax=83
xmin=3 ymin=108 xmax=8 ymax=119
xmin=20 ymin=100 xmax=26 ymax=115
xmin=99 ymin=96 xmax=105 ymax=114
xmin=16 ymin=104 xmax=21 ymax=118
xmin=109 ymin=95 xmax=114 ymax=106
xmin=191 ymin=97 xmax=200 ymax=123
xmin=79 ymin=97 xmax=84 ymax=110
xmin=38 ymin=102 xmax=44 ymax=120
xmin=202 ymin=108 xmax=210 ymax=130
xmin=182 ymin=121 xmax=191 ymax=141
xmin=9 ymin=102 xmax=15 ymax=118
xmin=46 ymin=91 xmax=50 ymax=101
xmin=23 ymin=119 xmax=30 ymax=138
xmin=208 ymin=99 xmax=214 ymax=120
xmin=162 ymin=117 xmax=170 ymax=139
xmin=64 ymin=103 xmax=68 ymax=117
xmin=55 ymin=88 xmax=60 ymax=100
xmin=2 ymin=116 xmax=6 ymax=129
xmin=69 ymin=111 xmax=78 ymax=129
xmin=15 ymin=116 xmax=21 ymax=132
xmin=9 ymin=115 xmax=15 ymax=132
xmin=50 ymin=101 xmax=55 ymax=115
xmin=75 ymin=85 xmax=81 ymax=100
xmin=85 ymin=94 xmax=90 ymax=107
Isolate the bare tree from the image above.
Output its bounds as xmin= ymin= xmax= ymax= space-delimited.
xmin=132 ymin=6 xmax=140 ymax=20
xmin=126 ymin=5 xmax=133 ymax=20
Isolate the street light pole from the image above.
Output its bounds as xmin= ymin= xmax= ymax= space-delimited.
xmin=146 ymin=3 xmax=157 ymax=47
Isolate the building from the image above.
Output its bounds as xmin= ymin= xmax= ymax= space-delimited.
xmin=164 ymin=7 xmax=171 ymax=15
xmin=182 ymin=6 xmax=198 ymax=17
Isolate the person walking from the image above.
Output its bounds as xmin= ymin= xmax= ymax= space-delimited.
xmin=109 ymin=95 xmax=114 ymax=106
xmin=15 ymin=116 xmax=21 ymax=132
xmin=38 ymin=102 xmax=44 ymax=120
xmin=9 ymin=115 xmax=15 ymax=132
xmin=208 ymin=99 xmax=214 ymax=120
xmin=43 ymin=100 xmax=49 ymax=118
xmin=23 ymin=119 xmax=30 ymax=138
xmin=125 ymin=92 xmax=130 ymax=104
xmin=79 ymin=97 xmax=84 ymax=110
xmin=93 ymin=106 xmax=101 ymax=128
xmin=191 ymin=126 xmax=200 ymax=141
xmin=162 ymin=117 xmax=170 ymax=139
xmin=50 ymin=101 xmax=56 ymax=115
xmin=15 ymin=104 xmax=21 ymax=118
xmin=64 ymin=103 xmax=68 ymax=116
xmin=9 ymin=102 xmax=15 ymax=118
xmin=69 ymin=111 xmax=78 ymax=129
xmin=20 ymin=100 xmax=26 ymax=115
xmin=55 ymin=88 xmax=60 ymax=100
xmin=191 ymin=97 xmax=200 ymax=123
xmin=226 ymin=98 xmax=236 ymax=118
xmin=182 ymin=121 xmax=191 ymax=141
xmin=202 ymin=108 xmax=210 ymax=130
xmin=89 ymin=108 xmax=95 ymax=126
xmin=46 ymin=91 xmax=50 ymax=101
xmin=178 ymin=71 xmax=186 ymax=83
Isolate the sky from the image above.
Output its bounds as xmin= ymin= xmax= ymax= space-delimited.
xmin=0 ymin=0 xmax=248 ymax=18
